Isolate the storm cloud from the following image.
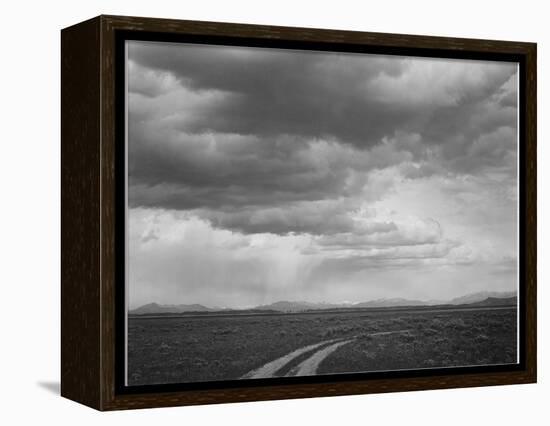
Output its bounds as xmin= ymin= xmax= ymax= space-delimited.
xmin=126 ymin=40 xmax=519 ymax=309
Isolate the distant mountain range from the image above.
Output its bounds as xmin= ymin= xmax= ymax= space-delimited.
xmin=253 ymin=301 xmax=351 ymax=312
xmin=447 ymin=290 xmax=517 ymax=305
xmin=130 ymin=303 xmax=215 ymax=315
xmin=463 ymin=296 xmax=517 ymax=307
xmin=354 ymin=298 xmax=428 ymax=308
xmin=252 ymin=298 xmax=429 ymax=312
xmin=129 ymin=290 xmax=517 ymax=315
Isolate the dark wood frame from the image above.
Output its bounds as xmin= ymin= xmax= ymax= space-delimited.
xmin=61 ymin=14 xmax=537 ymax=411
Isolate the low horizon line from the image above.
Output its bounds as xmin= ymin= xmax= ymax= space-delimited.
xmin=129 ymin=289 xmax=518 ymax=311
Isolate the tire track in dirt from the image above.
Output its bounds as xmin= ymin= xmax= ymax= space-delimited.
xmin=242 ymin=329 xmax=411 ymax=379
xmin=285 ymin=330 xmax=410 ymax=376
xmin=286 ymin=339 xmax=355 ymax=376
xmin=241 ymin=338 xmax=340 ymax=379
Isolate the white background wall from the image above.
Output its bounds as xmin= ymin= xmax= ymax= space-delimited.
xmin=0 ymin=0 xmax=546 ymax=423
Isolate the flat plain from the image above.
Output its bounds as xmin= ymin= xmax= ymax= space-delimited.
xmin=127 ymin=305 xmax=517 ymax=386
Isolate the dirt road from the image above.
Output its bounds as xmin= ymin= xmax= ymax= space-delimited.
xmin=285 ymin=339 xmax=354 ymax=376
xmin=242 ymin=329 xmax=410 ymax=379
xmin=241 ymin=338 xmax=340 ymax=379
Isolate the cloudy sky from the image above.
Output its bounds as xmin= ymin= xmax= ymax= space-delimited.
xmin=126 ymin=40 xmax=519 ymax=310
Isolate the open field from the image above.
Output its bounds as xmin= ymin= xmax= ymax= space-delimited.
xmin=127 ymin=306 xmax=517 ymax=385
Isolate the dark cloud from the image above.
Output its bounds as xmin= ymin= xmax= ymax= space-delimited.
xmin=197 ymin=200 xmax=396 ymax=236
xmin=127 ymin=41 xmax=518 ymax=239
xmin=129 ymin=42 xmax=410 ymax=146
xmin=127 ymin=124 xmax=412 ymax=213
xmin=130 ymin=42 xmax=516 ymax=153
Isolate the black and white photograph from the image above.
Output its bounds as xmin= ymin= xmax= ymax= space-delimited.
xmin=125 ymin=40 xmax=520 ymax=386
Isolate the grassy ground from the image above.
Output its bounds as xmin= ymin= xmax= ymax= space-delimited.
xmin=318 ymin=308 xmax=517 ymax=374
xmin=127 ymin=307 xmax=517 ymax=385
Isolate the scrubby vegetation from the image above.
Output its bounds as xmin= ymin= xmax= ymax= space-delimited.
xmin=127 ymin=307 xmax=517 ymax=385
xmin=319 ymin=309 xmax=517 ymax=374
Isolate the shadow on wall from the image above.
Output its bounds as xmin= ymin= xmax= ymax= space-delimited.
xmin=37 ymin=381 xmax=60 ymax=395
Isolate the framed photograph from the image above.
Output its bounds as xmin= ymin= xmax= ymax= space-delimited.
xmin=61 ymin=15 xmax=536 ymax=411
